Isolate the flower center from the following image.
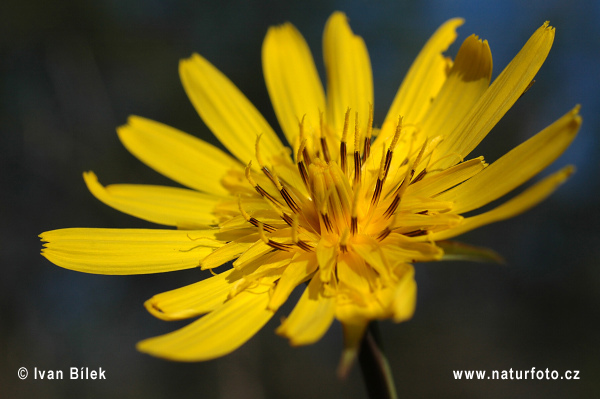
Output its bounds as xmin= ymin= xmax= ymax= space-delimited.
xmin=229 ymin=106 xmax=447 ymax=256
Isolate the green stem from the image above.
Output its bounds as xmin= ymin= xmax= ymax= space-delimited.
xmin=358 ymin=322 xmax=398 ymax=399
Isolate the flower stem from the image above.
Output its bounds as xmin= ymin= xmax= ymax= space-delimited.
xmin=358 ymin=322 xmax=398 ymax=399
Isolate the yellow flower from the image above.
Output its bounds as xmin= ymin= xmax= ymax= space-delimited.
xmin=40 ymin=12 xmax=580 ymax=368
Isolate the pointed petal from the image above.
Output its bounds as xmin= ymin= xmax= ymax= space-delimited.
xmin=180 ymin=54 xmax=287 ymax=163
xmin=200 ymin=233 xmax=260 ymax=270
xmin=40 ymin=228 xmax=223 ymax=275
xmin=276 ymin=271 xmax=335 ymax=346
xmin=323 ymin=12 xmax=373 ymax=137
xmin=263 ymin=22 xmax=326 ymax=147
xmin=434 ymin=22 xmax=556 ymax=168
xmin=430 ymin=165 xmax=575 ymax=241
xmin=406 ymin=156 xmax=487 ymax=198
xmin=437 ymin=106 xmax=581 ymax=213
xmin=117 ymin=116 xmax=240 ymax=195
xmin=378 ymin=18 xmax=463 ymax=144
xmin=84 ymin=171 xmax=224 ymax=229
xmin=145 ymin=269 xmax=237 ymax=321
xmin=137 ymin=290 xmax=274 ymax=361
xmin=268 ymin=252 xmax=318 ymax=310
xmin=419 ymin=34 xmax=492 ymax=139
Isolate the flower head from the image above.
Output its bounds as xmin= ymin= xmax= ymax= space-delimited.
xmin=40 ymin=12 xmax=580 ymax=370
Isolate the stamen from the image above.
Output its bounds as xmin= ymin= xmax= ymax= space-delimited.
xmin=362 ymin=103 xmax=373 ymax=162
xmin=258 ymin=222 xmax=292 ymax=251
xmin=298 ymin=115 xmax=312 ymax=166
xmin=403 ymin=229 xmax=427 ymax=237
xmin=350 ymin=184 xmax=360 ymax=235
xmin=382 ymin=195 xmax=401 ymax=219
xmin=383 ymin=116 xmax=403 ymax=180
xmin=377 ymin=227 xmax=391 ymax=241
xmin=320 ymin=187 xmax=335 ymax=233
xmin=340 ymin=108 xmax=350 ymax=175
xmin=271 ymin=165 xmax=301 ymax=214
xmin=245 ymin=161 xmax=257 ymax=187
xmin=411 ymin=169 xmax=427 ymax=184
xmin=291 ymin=214 xmax=314 ymax=252
xmin=269 ymin=164 xmax=283 ymax=191
xmin=353 ymin=111 xmax=362 ymax=186
xmin=238 ymin=197 xmax=276 ymax=232
xmin=257 ymin=221 xmax=269 ymax=244
xmin=296 ymin=139 xmax=309 ymax=188
xmin=319 ymin=111 xmax=331 ymax=163
xmin=255 ymin=134 xmax=266 ymax=167
xmin=339 ymin=227 xmax=350 ymax=253
xmin=245 ymin=161 xmax=283 ymax=206
xmin=370 ymin=144 xmax=387 ymax=207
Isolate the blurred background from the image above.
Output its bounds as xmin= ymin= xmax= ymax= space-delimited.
xmin=2 ymin=0 xmax=599 ymax=397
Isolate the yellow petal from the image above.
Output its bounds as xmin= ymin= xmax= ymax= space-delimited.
xmin=40 ymin=228 xmax=223 ymax=275
xmin=276 ymin=271 xmax=335 ymax=346
xmin=84 ymin=171 xmax=224 ymax=229
xmin=430 ymin=165 xmax=575 ymax=241
xmin=137 ymin=290 xmax=273 ymax=361
xmin=378 ymin=18 xmax=463 ymax=144
xmin=437 ymin=106 xmax=581 ymax=213
xmin=406 ymin=156 xmax=487 ymax=198
xmin=200 ymin=233 xmax=260 ymax=270
xmin=391 ymin=265 xmax=417 ymax=322
xmin=433 ymin=22 xmax=556 ymax=168
xmin=145 ymin=269 xmax=237 ymax=321
xmin=336 ymin=251 xmax=374 ymax=295
xmin=268 ymin=252 xmax=317 ymax=310
xmin=232 ymin=239 xmax=272 ymax=269
xmin=117 ymin=116 xmax=240 ymax=195
xmin=323 ymin=12 xmax=373 ymax=137
xmin=316 ymin=237 xmax=337 ymax=282
xmin=263 ymin=22 xmax=326 ymax=147
xmin=381 ymin=234 xmax=444 ymax=262
xmin=351 ymin=234 xmax=392 ymax=283
xmin=180 ymin=54 xmax=287 ymax=164
xmin=419 ymin=34 xmax=492 ymax=140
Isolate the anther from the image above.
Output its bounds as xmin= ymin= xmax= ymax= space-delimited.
xmin=377 ymin=227 xmax=391 ymax=241
xmin=319 ymin=111 xmax=331 ymax=163
xmin=271 ymin=165 xmax=301 ymax=214
xmin=298 ymin=115 xmax=312 ymax=166
xmin=296 ymin=139 xmax=309 ymax=188
xmin=291 ymin=214 xmax=314 ymax=252
xmin=383 ymin=117 xmax=403 ymax=180
xmin=245 ymin=161 xmax=283 ymax=206
xmin=258 ymin=222 xmax=292 ymax=251
xmin=411 ymin=169 xmax=427 ymax=185
xmin=353 ymin=112 xmax=362 ymax=186
xmin=350 ymin=184 xmax=360 ymax=235
xmin=339 ymin=227 xmax=350 ymax=253
xmin=370 ymin=145 xmax=387 ymax=207
xmin=362 ymin=103 xmax=373 ymax=162
xmin=239 ymin=198 xmax=277 ymax=233
xmin=340 ymin=108 xmax=350 ymax=175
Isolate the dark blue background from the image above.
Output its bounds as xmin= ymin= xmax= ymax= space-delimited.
xmin=2 ymin=0 xmax=599 ymax=397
